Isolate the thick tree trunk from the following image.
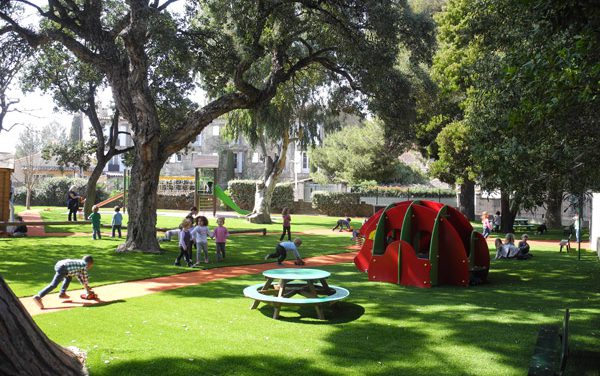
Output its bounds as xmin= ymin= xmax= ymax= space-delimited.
xmin=457 ymin=180 xmax=475 ymax=221
xmin=83 ymin=162 xmax=105 ymax=218
xmin=500 ymin=191 xmax=518 ymax=233
xmin=248 ymin=174 xmax=278 ymax=224
xmin=0 ymin=276 xmax=87 ymax=376
xmin=545 ymin=189 xmax=563 ymax=228
xmin=248 ymin=135 xmax=290 ymax=224
xmin=116 ymin=148 xmax=162 ymax=253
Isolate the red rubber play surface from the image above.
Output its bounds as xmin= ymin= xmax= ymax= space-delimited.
xmin=21 ymin=251 xmax=358 ymax=316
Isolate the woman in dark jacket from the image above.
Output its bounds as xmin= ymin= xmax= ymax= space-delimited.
xmin=67 ymin=186 xmax=80 ymax=221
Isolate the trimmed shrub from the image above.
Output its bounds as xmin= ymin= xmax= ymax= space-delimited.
xmin=271 ymin=183 xmax=294 ymax=213
xmin=351 ymin=184 xmax=455 ymax=198
xmin=227 ymin=180 xmax=256 ymax=211
xmin=227 ymin=179 xmax=295 ymax=212
xmin=13 ymin=177 xmax=108 ymax=207
xmin=312 ymin=191 xmax=366 ymax=216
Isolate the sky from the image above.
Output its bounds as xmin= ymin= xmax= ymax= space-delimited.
xmin=0 ymin=89 xmax=74 ymax=154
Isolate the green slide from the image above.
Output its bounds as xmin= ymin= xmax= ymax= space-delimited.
xmin=214 ymin=185 xmax=250 ymax=215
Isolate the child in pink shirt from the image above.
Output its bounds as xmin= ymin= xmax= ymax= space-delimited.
xmin=280 ymin=207 xmax=291 ymax=241
xmin=213 ymin=217 xmax=229 ymax=262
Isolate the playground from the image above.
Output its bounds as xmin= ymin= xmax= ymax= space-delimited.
xmin=1 ymin=203 xmax=599 ymax=376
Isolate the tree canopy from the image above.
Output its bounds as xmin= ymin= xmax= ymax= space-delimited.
xmin=430 ymin=0 xmax=600 ymax=216
xmin=1 ymin=0 xmax=433 ymax=251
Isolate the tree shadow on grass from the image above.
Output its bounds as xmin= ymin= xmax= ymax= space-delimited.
xmin=255 ymin=301 xmax=365 ymax=325
xmin=90 ymin=355 xmax=338 ymax=376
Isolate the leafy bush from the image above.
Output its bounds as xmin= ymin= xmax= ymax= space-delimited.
xmin=351 ymin=184 xmax=455 ymax=198
xmin=12 ymin=177 xmax=108 ymax=206
xmin=228 ymin=180 xmax=256 ymax=210
xmin=271 ymin=183 xmax=294 ymax=212
xmin=228 ymin=179 xmax=295 ymax=212
xmin=312 ymin=191 xmax=365 ymax=216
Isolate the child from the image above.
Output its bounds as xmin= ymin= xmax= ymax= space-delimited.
xmin=12 ymin=216 xmax=28 ymax=237
xmin=492 ymin=211 xmax=501 ymax=232
xmin=280 ymin=207 xmax=291 ymax=241
xmin=332 ymin=217 xmax=351 ymax=232
xmin=481 ymin=211 xmax=492 ymax=238
xmin=517 ymin=234 xmax=532 ymax=259
xmin=265 ymin=238 xmax=304 ymax=265
xmin=32 ymin=255 xmax=95 ymax=309
xmin=191 ymin=216 xmax=212 ymax=265
xmin=351 ymin=226 xmax=363 ymax=246
xmin=494 ymin=233 xmax=519 ymax=259
xmin=111 ymin=206 xmax=123 ymax=238
xmin=88 ymin=205 xmax=101 ymax=240
xmin=175 ymin=219 xmax=193 ymax=267
xmin=213 ymin=217 xmax=229 ymax=262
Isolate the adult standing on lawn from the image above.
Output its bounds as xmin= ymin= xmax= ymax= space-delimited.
xmin=33 ymin=255 xmax=95 ymax=309
xmin=67 ymin=186 xmax=80 ymax=221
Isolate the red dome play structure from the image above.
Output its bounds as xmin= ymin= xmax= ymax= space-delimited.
xmin=354 ymin=200 xmax=490 ymax=287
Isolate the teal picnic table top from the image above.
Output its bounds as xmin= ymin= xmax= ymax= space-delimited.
xmin=262 ymin=268 xmax=331 ymax=280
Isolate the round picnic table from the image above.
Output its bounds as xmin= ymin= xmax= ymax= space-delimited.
xmin=244 ymin=268 xmax=348 ymax=320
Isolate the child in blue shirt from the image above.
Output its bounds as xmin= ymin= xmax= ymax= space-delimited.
xmin=111 ymin=206 xmax=123 ymax=238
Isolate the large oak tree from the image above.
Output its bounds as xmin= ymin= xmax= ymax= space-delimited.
xmin=1 ymin=0 xmax=430 ymax=251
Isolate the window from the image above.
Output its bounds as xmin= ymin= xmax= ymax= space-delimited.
xmin=170 ymin=153 xmax=182 ymax=163
xmin=195 ymin=134 xmax=203 ymax=146
xmin=252 ymin=152 xmax=259 ymax=163
xmin=301 ymin=151 xmax=309 ymax=172
xmin=212 ymin=125 xmax=220 ymax=136
xmin=233 ymin=152 xmax=243 ymax=173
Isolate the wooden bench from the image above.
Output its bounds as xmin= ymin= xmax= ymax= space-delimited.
xmin=528 ymin=309 xmax=570 ymax=376
xmin=243 ymin=283 xmax=349 ymax=319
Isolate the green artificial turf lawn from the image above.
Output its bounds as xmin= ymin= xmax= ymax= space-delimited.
xmin=32 ymin=245 xmax=600 ymax=376
xmin=0 ymin=230 xmax=352 ymax=297
xmin=15 ymin=206 xmax=346 ymax=234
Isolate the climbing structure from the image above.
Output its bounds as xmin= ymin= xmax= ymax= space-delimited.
xmin=354 ymin=200 xmax=489 ymax=288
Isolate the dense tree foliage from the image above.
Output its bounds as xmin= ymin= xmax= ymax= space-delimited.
xmin=310 ymin=119 xmax=425 ymax=185
xmin=430 ymin=0 xmax=600 ymax=228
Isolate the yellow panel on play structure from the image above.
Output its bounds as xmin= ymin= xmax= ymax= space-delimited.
xmin=159 ymin=176 xmax=195 ymax=181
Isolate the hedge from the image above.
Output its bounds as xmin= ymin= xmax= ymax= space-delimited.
xmin=311 ymin=191 xmax=372 ymax=217
xmin=13 ymin=177 xmax=108 ymax=207
xmin=351 ymin=184 xmax=455 ymax=198
xmin=227 ymin=179 xmax=294 ymax=212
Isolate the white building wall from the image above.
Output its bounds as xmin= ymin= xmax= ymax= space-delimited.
xmin=591 ymin=193 xmax=600 ymax=253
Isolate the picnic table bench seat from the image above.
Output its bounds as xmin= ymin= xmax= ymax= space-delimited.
xmin=243 ymin=283 xmax=349 ymax=319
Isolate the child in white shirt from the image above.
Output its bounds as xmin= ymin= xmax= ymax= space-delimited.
xmin=191 ymin=216 xmax=213 ymax=266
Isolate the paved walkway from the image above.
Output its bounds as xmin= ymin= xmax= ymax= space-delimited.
xmin=21 ymin=251 xmax=358 ymax=317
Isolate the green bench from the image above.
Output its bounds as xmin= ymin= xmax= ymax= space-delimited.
xmin=243 ymin=283 xmax=349 ymax=319
xmin=528 ymin=309 xmax=570 ymax=376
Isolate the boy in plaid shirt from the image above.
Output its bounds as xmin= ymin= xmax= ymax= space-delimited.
xmin=33 ymin=255 xmax=94 ymax=309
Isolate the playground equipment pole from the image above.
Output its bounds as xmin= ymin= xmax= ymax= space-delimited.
xmin=213 ymin=167 xmax=217 ymax=217
xmin=194 ymin=168 xmax=199 ymax=210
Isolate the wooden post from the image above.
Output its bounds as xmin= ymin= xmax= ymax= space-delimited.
xmin=212 ymin=167 xmax=217 ymax=217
